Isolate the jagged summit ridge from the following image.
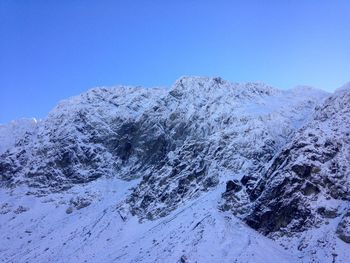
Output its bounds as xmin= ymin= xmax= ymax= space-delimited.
xmin=173 ymin=76 xmax=280 ymax=97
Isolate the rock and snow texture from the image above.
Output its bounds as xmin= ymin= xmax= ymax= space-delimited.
xmin=0 ymin=118 xmax=38 ymax=155
xmin=242 ymin=86 xmax=350 ymax=231
xmin=224 ymin=84 xmax=350 ymax=261
xmin=0 ymin=76 xmax=349 ymax=262
xmin=0 ymin=77 xmax=327 ymax=206
xmin=0 ymin=86 xmax=166 ymax=190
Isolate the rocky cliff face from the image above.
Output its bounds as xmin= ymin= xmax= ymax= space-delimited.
xmin=0 ymin=77 xmax=326 ymax=213
xmin=125 ymin=77 xmax=327 ymax=220
xmin=1 ymin=77 xmax=350 ymax=262
xmin=0 ymin=86 xmax=166 ymax=190
xmin=218 ymin=83 xmax=350 ymax=261
xmin=237 ymin=86 xmax=350 ymax=239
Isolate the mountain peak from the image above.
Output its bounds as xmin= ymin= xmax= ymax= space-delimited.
xmin=171 ymin=76 xmax=281 ymax=101
xmin=335 ymin=82 xmax=350 ymax=93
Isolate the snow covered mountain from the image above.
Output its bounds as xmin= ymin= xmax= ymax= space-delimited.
xmin=1 ymin=76 xmax=349 ymax=262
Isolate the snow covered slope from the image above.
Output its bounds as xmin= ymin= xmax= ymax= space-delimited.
xmin=1 ymin=76 xmax=349 ymax=262
xmin=0 ymin=118 xmax=38 ymax=155
xmin=0 ymin=178 xmax=295 ymax=263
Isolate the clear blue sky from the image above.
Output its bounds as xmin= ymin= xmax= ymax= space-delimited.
xmin=1 ymin=0 xmax=349 ymax=123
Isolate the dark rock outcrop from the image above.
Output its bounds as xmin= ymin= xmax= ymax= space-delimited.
xmin=233 ymin=87 xmax=350 ymax=238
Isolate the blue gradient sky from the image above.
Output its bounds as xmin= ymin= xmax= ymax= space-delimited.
xmin=1 ymin=0 xmax=349 ymax=123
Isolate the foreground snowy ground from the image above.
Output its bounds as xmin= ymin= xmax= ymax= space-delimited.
xmin=1 ymin=177 xmax=295 ymax=263
xmin=2 ymin=177 xmax=348 ymax=263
